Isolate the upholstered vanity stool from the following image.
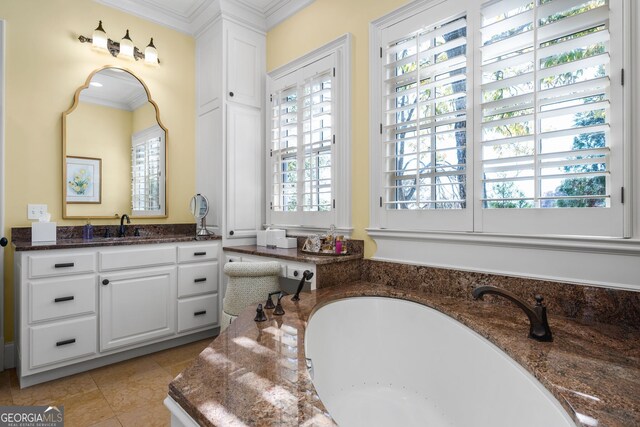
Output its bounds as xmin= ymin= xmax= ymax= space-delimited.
xmin=221 ymin=261 xmax=281 ymax=330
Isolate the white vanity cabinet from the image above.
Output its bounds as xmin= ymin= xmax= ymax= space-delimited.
xmin=14 ymin=240 xmax=221 ymax=387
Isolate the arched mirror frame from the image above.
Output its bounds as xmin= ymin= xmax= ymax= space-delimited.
xmin=62 ymin=65 xmax=169 ymax=219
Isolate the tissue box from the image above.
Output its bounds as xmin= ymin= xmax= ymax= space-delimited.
xmin=256 ymin=230 xmax=267 ymax=247
xmin=276 ymin=237 xmax=297 ymax=249
xmin=256 ymin=229 xmax=287 ymax=247
xmin=32 ymin=222 xmax=56 ymax=243
xmin=266 ymin=229 xmax=286 ymax=248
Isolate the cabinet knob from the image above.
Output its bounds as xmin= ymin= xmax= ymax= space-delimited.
xmin=102 ymin=279 xmax=109 ymax=286
xmin=293 ymin=270 xmax=299 ymax=277
xmin=229 ymin=230 xmax=234 ymax=236
xmin=0 ymin=237 xmax=7 ymax=247
xmin=229 ymin=91 xmax=234 ymax=97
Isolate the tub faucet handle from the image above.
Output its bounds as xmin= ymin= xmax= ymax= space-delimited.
xmin=254 ymin=304 xmax=267 ymax=322
xmin=274 ymin=292 xmax=286 ymax=316
xmin=265 ymin=291 xmax=280 ymax=310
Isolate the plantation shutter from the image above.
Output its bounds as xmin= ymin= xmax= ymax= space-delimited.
xmin=131 ymin=126 xmax=165 ymax=215
xmin=477 ymin=0 xmax=623 ymax=236
xmin=378 ymin=0 xmax=473 ymax=232
xmin=270 ymin=55 xmax=335 ymax=227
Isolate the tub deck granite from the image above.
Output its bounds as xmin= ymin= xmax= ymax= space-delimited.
xmin=168 ymin=282 xmax=640 ymax=427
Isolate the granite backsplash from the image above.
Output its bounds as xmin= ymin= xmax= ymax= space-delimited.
xmin=362 ymin=259 xmax=640 ymax=328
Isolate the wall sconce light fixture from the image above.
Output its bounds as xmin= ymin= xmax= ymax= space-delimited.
xmin=78 ymin=21 xmax=160 ymax=65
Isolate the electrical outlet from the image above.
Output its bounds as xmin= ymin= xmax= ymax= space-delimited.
xmin=27 ymin=204 xmax=48 ymax=220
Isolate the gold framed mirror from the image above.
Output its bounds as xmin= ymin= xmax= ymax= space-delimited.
xmin=62 ymin=66 xmax=168 ymax=219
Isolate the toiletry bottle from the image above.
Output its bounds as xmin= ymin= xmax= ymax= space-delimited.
xmin=335 ymin=238 xmax=342 ymax=254
xmin=83 ymin=220 xmax=93 ymax=240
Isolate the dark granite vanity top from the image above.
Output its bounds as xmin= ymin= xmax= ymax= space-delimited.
xmin=224 ymin=239 xmax=363 ymax=265
xmin=169 ymin=282 xmax=640 ymax=427
xmin=12 ymin=224 xmax=220 ymax=251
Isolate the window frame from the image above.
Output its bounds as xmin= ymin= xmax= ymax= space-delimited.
xmin=266 ymin=34 xmax=352 ymax=234
xmin=370 ymin=0 xmax=632 ymax=239
xmin=131 ymin=124 xmax=166 ymax=217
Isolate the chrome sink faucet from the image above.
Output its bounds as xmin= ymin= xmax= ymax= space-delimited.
xmin=472 ymin=286 xmax=553 ymax=342
xmin=118 ymin=214 xmax=131 ymax=237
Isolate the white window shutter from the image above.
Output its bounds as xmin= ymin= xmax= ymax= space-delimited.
xmin=477 ymin=0 xmax=624 ymax=237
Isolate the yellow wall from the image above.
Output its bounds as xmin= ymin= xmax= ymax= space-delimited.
xmin=66 ymin=102 xmax=132 ymax=217
xmin=1 ymin=0 xmax=196 ymax=340
xmin=132 ymin=102 xmax=157 ymax=134
xmin=267 ymin=0 xmax=409 ymax=258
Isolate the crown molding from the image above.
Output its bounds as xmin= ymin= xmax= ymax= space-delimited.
xmin=94 ymin=0 xmax=315 ymax=36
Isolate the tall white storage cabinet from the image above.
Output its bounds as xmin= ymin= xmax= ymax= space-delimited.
xmin=196 ymin=17 xmax=265 ymax=244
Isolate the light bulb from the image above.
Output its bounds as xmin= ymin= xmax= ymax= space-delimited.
xmin=144 ymin=38 xmax=158 ymax=65
xmin=120 ymin=29 xmax=134 ymax=59
xmin=92 ymin=21 xmax=107 ymax=50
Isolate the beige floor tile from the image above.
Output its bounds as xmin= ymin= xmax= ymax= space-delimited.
xmin=88 ymin=417 xmax=122 ymax=427
xmin=58 ymin=389 xmax=115 ymax=427
xmin=10 ymin=372 xmax=97 ymax=406
xmin=117 ymin=401 xmax=170 ymax=427
xmin=97 ymin=367 xmax=172 ymax=415
xmin=89 ymin=356 xmax=162 ymax=388
xmin=149 ymin=339 xmax=211 ymax=370
xmin=0 ymin=370 xmax=13 ymax=405
xmin=162 ymin=359 xmax=196 ymax=378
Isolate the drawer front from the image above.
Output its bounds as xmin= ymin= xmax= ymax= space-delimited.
xmin=100 ymin=246 xmax=176 ymax=271
xmin=29 ymin=252 xmax=96 ymax=279
xmin=29 ymin=275 xmax=96 ymax=323
xmin=177 ymin=243 xmax=219 ymax=263
xmin=178 ymin=294 xmax=218 ymax=333
xmin=178 ymin=262 xmax=219 ymax=297
xmin=29 ymin=316 xmax=97 ymax=369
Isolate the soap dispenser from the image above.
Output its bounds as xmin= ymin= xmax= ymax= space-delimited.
xmin=83 ymin=220 xmax=94 ymax=240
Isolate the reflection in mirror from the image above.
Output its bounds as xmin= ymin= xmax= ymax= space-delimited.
xmin=190 ymin=194 xmax=213 ymax=237
xmin=63 ymin=67 xmax=167 ymax=219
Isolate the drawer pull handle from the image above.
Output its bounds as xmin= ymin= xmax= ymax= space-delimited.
xmin=56 ymin=338 xmax=76 ymax=347
xmin=54 ymin=263 xmax=75 ymax=268
xmin=194 ymin=278 xmax=207 ymax=283
xmin=54 ymin=296 xmax=75 ymax=303
xmin=194 ymin=310 xmax=207 ymax=316
xmin=194 ymin=252 xmax=206 ymax=256
xmin=102 ymin=279 xmax=110 ymax=286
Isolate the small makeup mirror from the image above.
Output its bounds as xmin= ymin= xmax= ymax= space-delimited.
xmin=190 ymin=194 xmax=212 ymax=237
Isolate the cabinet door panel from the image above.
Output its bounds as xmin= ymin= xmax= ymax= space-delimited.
xmin=226 ymin=23 xmax=264 ymax=108
xmin=100 ymin=266 xmax=176 ymax=351
xmin=226 ymin=104 xmax=262 ymax=238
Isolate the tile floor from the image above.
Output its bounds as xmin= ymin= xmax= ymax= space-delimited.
xmin=0 ymin=338 xmax=212 ymax=427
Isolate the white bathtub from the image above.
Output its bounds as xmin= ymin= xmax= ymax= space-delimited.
xmin=305 ymin=297 xmax=576 ymax=427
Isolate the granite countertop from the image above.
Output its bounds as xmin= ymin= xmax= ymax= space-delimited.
xmin=12 ymin=235 xmax=221 ymax=251
xmin=11 ymin=224 xmax=220 ymax=251
xmin=223 ymin=244 xmax=363 ymax=265
xmin=169 ymin=282 xmax=640 ymax=427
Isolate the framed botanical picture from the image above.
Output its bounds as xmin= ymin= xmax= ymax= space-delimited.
xmin=66 ymin=156 xmax=102 ymax=203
